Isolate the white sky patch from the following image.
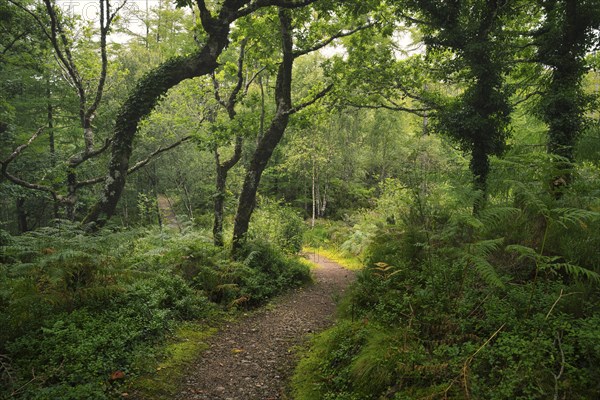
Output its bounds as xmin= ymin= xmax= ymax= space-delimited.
xmin=56 ymin=0 xmax=167 ymax=43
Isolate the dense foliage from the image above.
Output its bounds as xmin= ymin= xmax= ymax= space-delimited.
xmin=292 ymin=143 xmax=600 ymax=399
xmin=1 ymin=0 xmax=599 ymax=399
xmin=0 ymin=221 xmax=309 ymax=399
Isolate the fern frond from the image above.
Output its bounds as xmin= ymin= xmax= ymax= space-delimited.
xmin=552 ymin=208 xmax=600 ymax=229
xmin=243 ymin=251 xmax=260 ymax=268
xmin=478 ymin=207 xmax=521 ymax=229
xmin=551 ymin=263 xmax=600 ymax=283
xmin=508 ymin=180 xmax=549 ymax=215
xmin=505 ymin=244 xmax=539 ymax=261
xmin=469 ymin=238 xmax=504 ymax=257
xmin=462 ymin=254 xmax=505 ymax=288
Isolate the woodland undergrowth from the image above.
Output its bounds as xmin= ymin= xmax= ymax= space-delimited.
xmin=0 ymin=210 xmax=310 ymax=400
xmin=293 ymin=154 xmax=600 ymax=400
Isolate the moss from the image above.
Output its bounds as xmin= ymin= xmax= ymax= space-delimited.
xmin=126 ymin=322 xmax=217 ymax=399
xmin=303 ymin=246 xmax=364 ymax=271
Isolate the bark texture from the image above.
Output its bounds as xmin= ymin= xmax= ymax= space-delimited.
xmin=231 ymin=8 xmax=294 ymax=254
xmin=84 ymin=18 xmax=231 ymax=225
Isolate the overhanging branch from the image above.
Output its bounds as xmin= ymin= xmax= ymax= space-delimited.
xmin=1 ymin=127 xmax=57 ymax=196
xmin=77 ymin=136 xmax=193 ymax=188
xmin=288 ymin=84 xmax=333 ymax=114
xmin=293 ymin=21 xmax=378 ymax=58
xmin=127 ymin=136 xmax=193 ymax=174
xmin=235 ymin=0 xmax=317 ymax=20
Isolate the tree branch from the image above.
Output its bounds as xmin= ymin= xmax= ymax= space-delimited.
xmin=1 ymin=127 xmax=57 ymax=196
xmin=195 ymin=0 xmax=215 ymax=30
xmin=68 ymin=138 xmax=112 ymax=168
xmin=235 ymin=0 xmax=317 ymax=20
xmin=226 ymin=38 xmax=248 ymax=117
xmin=211 ymin=73 xmax=227 ymax=108
xmin=288 ymin=84 xmax=333 ymax=114
xmin=244 ymin=65 xmax=267 ymax=94
xmin=220 ymin=135 xmax=243 ymax=170
xmin=344 ymin=101 xmax=430 ymax=117
xmin=6 ymin=0 xmax=52 ymax=42
xmin=127 ymin=136 xmax=193 ymax=174
xmin=1 ymin=29 xmax=30 ymax=56
xmin=77 ymin=136 xmax=193 ymax=188
xmin=293 ymin=21 xmax=377 ymax=58
xmin=2 ymin=127 xmax=44 ymax=165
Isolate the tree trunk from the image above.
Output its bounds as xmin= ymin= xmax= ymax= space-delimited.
xmin=470 ymin=145 xmax=489 ymax=215
xmin=232 ymin=9 xmax=293 ymax=255
xmin=540 ymin=0 xmax=590 ymax=195
xmin=46 ymin=78 xmax=55 ymax=167
xmin=213 ymin=155 xmax=227 ymax=247
xmin=311 ymin=158 xmax=316 ymax=227
xmin=16 ymin=197 xmax=28 ymax=233
xmin=83 ymin=16 xmax=232 ymax=226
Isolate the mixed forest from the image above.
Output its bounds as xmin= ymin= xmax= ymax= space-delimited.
xmin=1 ymin=0 xmax=600 ymax=399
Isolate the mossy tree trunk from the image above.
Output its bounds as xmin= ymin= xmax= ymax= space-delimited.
xmin=535 ymin=0 xmax=599 ymax=194
xmin=84 ymin=5 xmax=234 ymax=226
xmin=84 ymin=0 xmax=320 ymax=227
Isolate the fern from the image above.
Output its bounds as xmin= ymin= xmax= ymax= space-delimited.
xmin=506 ymin=244 xmax=600 ymax=283
xmin=478 ymin=206 xmax=521 ymax=229
xmin=552 ymin=207 xmax=600 ymax=229
xmin=462 ymin=238 xmax=505 ymax=289
xmin=554 ymin=263 xmax=600 ymax=283
xmin=509 ymin=180 xmax=549 ymax=215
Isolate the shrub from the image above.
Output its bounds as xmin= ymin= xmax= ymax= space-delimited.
xmin=248 ymin=200 xmax=305 ymax=254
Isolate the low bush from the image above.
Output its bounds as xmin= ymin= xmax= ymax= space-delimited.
xmin=248 ymin=200 xmax=305 ymax=254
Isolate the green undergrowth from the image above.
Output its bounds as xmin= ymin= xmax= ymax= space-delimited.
xmin=0 ymin=223 xmax=310 ymax=399
xmin=302 ymin=246 xmax=364 ymax=271
xmin=293 ymin=162 xmax=600 ymax=399
xmin=125 ymin=322 xmax=217 ymax=399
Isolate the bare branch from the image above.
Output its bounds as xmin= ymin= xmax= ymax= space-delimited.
xmin=75 ymin=175 xmax=105 ymax=188
xmin=235 ymin=0 xmax=317 ymax=20
xmin=1 ymin=128 xmax=57 ymax=196
xmin=68 ymin=138 xmax=112 ymax=168
xmin=128 ymin=136 xmax=193 ymax=174
xmin=344 ymin=101 xmax=431 ymax=117
xmin=2 ymin=127 xmax=44 ymax=165
xmin=293 ymin=21 xmax=377 ymax=58
xmin=244 ymin=65 xmax=267 ymax=94
xmin=77 ymin=136 xmax=193 ymax=188
xmin=288 ymin=84 xmax=333 ymax=114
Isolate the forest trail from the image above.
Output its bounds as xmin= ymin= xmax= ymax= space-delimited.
xmin=176 ymin=253 xmax=355 ymax=400
xmin=157 ymin=194 xmax=181 ymax=230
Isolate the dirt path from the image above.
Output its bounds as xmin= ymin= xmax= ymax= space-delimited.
xmin=157 ymin=194 xmax=181 ymax=231
xmin=176 ymin=253 xmax=355 ymax=400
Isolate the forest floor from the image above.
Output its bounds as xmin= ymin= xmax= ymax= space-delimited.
xmin=175 ymin=253 xmax=355 ymax=400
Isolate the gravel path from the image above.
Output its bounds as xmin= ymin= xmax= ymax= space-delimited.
xmin=176 ymin=253 xmax=355 ymax=400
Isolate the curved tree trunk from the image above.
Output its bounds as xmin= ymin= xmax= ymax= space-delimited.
xmin=83 ymin=0 xmax=320 ymax=227
xmin=84 ymin=47 xmax=227 ymax=225
xmin=83 ymin=10 xmax=233 ymax=226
